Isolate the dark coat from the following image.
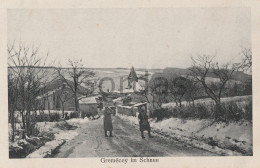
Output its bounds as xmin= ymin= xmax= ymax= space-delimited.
xmin=138 ymin=112 xmax=151 ymax=131
xmin=103 ymin=109 xmax=113 ymax=131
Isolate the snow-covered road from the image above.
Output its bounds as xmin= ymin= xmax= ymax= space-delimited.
xmin=53 ymin=116 xmax=217 ymax=157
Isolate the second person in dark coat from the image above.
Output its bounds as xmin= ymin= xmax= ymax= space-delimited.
xmin=138 ymin=109 xmax=152 ymax=139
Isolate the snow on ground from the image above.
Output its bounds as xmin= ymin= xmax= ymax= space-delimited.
xmin=36 ymin=122 xmax=60 ymax=133
xmin=55 ymin=131 xmax=79 ymax=141
xmin=116 ymin=113 xmax=139 ymax=125
xmin=10 ymin=115 xmax=101 ymax=158
xmin=26 ymin=129 xmax=79 ymax=158
xmin=26 ymin=117 xmax=99 ymax=158
xmin=67 ymin=115 xmax=100 ymax=125
xmin=150 ymin=118 xmax=252 ymax=154
xmin=26 ymin=119 xmax=88 ymax=158
xmin=26 ymin=139 xmax=65 ymax=158
xmin=117 ymin=114 xmax=252 ymax=156
xmin=66 ymin=117 xmax=90 ymax=125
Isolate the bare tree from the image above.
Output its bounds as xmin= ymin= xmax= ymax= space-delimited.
xmin=240 ymin=48 xmax=252 ymax=73
xmin=8 ymin=41 xmax=53 ymax=137
xmin=57 ymin=59 xmax=96 ymax=111
xmin=189 ymin=55 xmax=239 ymax=106
xmin=8 ymin=72 xmax=18 ymax=142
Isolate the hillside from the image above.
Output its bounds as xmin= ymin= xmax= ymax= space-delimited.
xmin=162 ymin=67 xmax=251 ymax=82
xmin=8 ymin=66 xmax=251 ymax=95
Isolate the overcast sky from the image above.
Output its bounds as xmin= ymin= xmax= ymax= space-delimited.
xmin=7 ymin=8 xmax=251 ymax=69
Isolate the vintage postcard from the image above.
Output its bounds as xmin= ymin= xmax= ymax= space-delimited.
xmin=0 ymin=0 xmax=260 ymax=168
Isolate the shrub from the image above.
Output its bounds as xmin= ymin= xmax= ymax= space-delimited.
xmin=171 ymin=107 xmax=181 ymax=118
xmin=49 ymin=113 xmax=60 ymax=122
xmin=179 ymin=106 xmax=196 ymax=119
xmin=31 ymin=113 xmax=49 ymax=122
xmin=214 ymin=101 xmax=252 ymax=122
xmin=81 ymin=111 xmax=91 ymax=118
xmin=245 ymin=101 xmax=252 ymax=121
xmin=152 ymin=98 xmax=252 ymax=122
xmin=223 ymin=103 xmax=243 ymax=122
xmin=152 ymin=108 xmax=171 ymax=121
xmin=64 ymin=112 xmax=69 ymax=120
xmin=69 ymin=111 xmax=79 ymax=119
xmin=195 ymin=104 xmax=211 ymax=119
xmin=31 ymin=112 xmax=61 ymax=122
xmin=214 ymin=104 xmax=226 ymax=121
xmin=28 ymin=122 xmax=40 ymax=136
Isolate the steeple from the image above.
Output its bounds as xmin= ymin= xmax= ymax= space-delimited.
xmin=128 ymin=66 xmax=138 ymax=80
xmin=128 ymin=66 xmax=138 ymax=88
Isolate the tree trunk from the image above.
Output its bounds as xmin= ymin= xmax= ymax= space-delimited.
xmin=25 ymin=110 xmax=31 ymax=137
xmin=74 ymin=87 xmax=78 ymax=111
xmin=9 ymin=110 xmax=11 ymax=123
xmin=73 ymin=76 xmax=78 ymax=112
xmin=10 ymin=110 xmax=15 ymax=142
xmin=47 ymin=97 xmax=51 ymax=119
xmin=152 ymin=96 xmax=155 ymax=109
xmin=21 ymin=112 xmax=25 ymax=128
xmin=21 ymin=111 xmax=26 ymax=139
xmin=74 ymin=92 xmax=78 ymax=111
xmin=215 ymin=99 xmax=221 ymax=106
xmin=62 ymin=103 xmax=65 ymax=118
xmin=214 ymin=101 xmax=224 ymax=121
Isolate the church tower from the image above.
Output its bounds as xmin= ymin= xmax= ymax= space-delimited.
xmin=128 ymin=66 xmax=138 ymax=88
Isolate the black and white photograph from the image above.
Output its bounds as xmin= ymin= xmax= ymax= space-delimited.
xmin=7 ymin=7 xmax=253 ymax=159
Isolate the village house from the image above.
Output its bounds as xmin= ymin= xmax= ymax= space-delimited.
xmin=79 ymin=96 xmax=99 ymax=117
xmin=37 ymin=79 xmax=90 ymax=111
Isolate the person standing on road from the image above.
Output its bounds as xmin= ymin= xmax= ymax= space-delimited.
xmin=138 ymin=109 xmax=153 ymax=139
xmin=103 ymin=107 xmax=113 ymax=137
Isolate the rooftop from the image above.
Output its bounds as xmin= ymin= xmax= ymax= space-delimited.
xmin=79 ymin=96 xmax=97 ymax=104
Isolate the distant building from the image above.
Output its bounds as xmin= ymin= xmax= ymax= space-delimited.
xmin=128 ymin=66 xmax=138 ymax=88
xmin=79 ymin=97 xmax=98 ymax=117
xmin=112 ymin=66 xmax=144 ymax=94
xmin=37 ymin=79 xmax=89 ymax=111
